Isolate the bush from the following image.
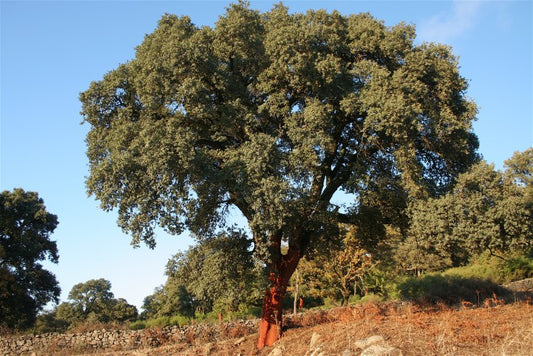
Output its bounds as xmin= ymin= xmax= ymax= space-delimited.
xmin=33 ymin=312 xmax=69 ymax=334
xmin=443 ymin=263 xmax=503 ymax=283
xmin=397 ymin=274 xmax=508 ymax=305
xmin=360 ymin=293 xmax=386 ymax=304
xmin=169 ymin=314 xmax=191 ymax=327
xmin=442 ymin=252 xmax=533 ymax=284
xmin=502 ymin=256 xmax=533 ymax=281
xmin=348 ymin=294 xmax=361 ymax=305
xmin=129 ymin=320 xmax=146 ymax=330
xmin=231 ymin=305 xmax=261 ymax=320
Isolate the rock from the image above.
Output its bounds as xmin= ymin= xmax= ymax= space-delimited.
xmin=203 ymin=342 xmax=214 ymax=354
xmin=234 ymin=336 xmax=246 ymax=345
xmin=309 ymin=347 xmax=327 ymax=356
xmin=268 ymin=346 xmax=283 ymax=356
xmin=354 ymin=335 xmax=385 ymax=349
xmin=360 ymin=344 xmax=403 ymax=356
xmin=309 ymin=332 xmax=322 ymax=349
xmin=504 ymin=278 xmax=533 ymax=292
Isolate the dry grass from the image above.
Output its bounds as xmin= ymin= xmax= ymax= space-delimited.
xmin=82 ymin=299 xmax=533 ymax=356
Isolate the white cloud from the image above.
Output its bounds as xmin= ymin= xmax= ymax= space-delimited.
xmin=418 ymin=0 xmax=483 ymax=44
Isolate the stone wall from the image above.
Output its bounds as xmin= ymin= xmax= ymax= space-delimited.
xmin=0 ymin=320 xmax=257 ymax=355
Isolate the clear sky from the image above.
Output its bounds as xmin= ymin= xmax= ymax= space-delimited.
xmin=1 ymin=0 xmax=531 ymax=310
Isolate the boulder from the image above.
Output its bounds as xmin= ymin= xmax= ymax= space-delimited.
xmin=360 ymin=344 xmax=403 ymax=356
xmin=354 ymin=335 xmax=385 ymax=349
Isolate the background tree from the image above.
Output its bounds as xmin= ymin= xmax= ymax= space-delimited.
xmin=504 ymin=148 xmax=533 ymax=209
xmin=80 ymin=2 xmax=479 ymax=347
xmin=0 ymin=188 xmax=61 ymax=330
xmin=56 ymin=278 xmax=137 ymax=325
xmin=152 ymin=229 xmax=263 ymax=318
xmin=409 ymin=158 xmax=532 ymax=266
xmin=141 ymin=283 xmax=195 ymax=320
xmin=294 ymin=225 xmax=373 ymax=306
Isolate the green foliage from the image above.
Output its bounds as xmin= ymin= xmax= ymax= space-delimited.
xmin=361 ymin=265 xmax=401 ymax=299
xmin=394 ymin=235 xmax=454 ymax=275
xmin=397 ymin=274 xmax=507 ymax=305
xmin=439 ymin=251 xmax=532 ymax=284
xmin=408 ymin=159 xmax=533 ymax=268
xmin=505 ymin=148 xmax=533 ymax=199
xmin=501 ymin=256 xmax=533 ymax=281
xmin=129 ymin=320 xmax=146 ymax=330
xmin=33 ymin=310 xmax=69 ymax=334
xmin=292 ymin=225 xmax=375 ymax=306
xmin=81 ymin=2 xmax=478 ymax=279
xmin=0 ymin=189 xmax=61 ymax=330
xmin=359 ymin=293 xmax=386 ymax=304
xmin=443 ymin=262 xmax=503 ymax=284
xmin=143 ymin=230 xmax=264 ymax=319
xmin=141 ymin=284 xmax=195 ymax=320
xmin=131 ymin=314 xmax=191 ymax=330
xmin=56 ymin=279 xmax=138 ymax=327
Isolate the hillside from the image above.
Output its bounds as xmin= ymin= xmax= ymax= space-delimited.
xmin=83 ymin=299 xmax=532 ymax=356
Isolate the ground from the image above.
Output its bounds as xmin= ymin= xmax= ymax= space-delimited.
xmin=81 ymin=298 xmax=532 ymax=356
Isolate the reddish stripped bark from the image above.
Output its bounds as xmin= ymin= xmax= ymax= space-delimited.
xmin=257 ymin=247 xmax=300 ymax=350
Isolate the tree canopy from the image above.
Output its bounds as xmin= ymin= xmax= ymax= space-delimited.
xmin=56 ymin=278 xmax=138 ymax=324
xmin=81 ymin=2 xmax=478 ymax=252
xmin=409 ymin=158 xmax=533 ymax=266
xmin=0 ymin=188 xmax=61 ymax=330
xmin=80 ymin=1 xmax=479 ymax=347
xmin=145 ymin=229 xmax=263 ymax=318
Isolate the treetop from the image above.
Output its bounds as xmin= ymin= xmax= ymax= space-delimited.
xmin=81 ymin=2 xmax=479 ymax=256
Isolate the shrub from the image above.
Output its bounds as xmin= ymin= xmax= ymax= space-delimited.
xmin=397 ymin=274 xmax=508 ymax=305
xmin=348 ymin=294 xmax=361 ymax=305
xmin=442 ymin=252 xmax=533 ymax=284
xmin=231 ymin=305 xmax=261 ymax=320
xmin=169 ymin=314 xmax=191 ymax=327
xmin=502 ymin=256 xmax=533 ymax=281
xmin=443 ymin=263 xmax=503 ymax=283
xmin=130 ymin=320 xmax=146 ymax=330
xmin=360 ymin=293 xmax=386 ymax=304
xmin=33 ymin=312 xmax=69 ymax=334
xmin=143 ymin=316 xmax=170 ymax=329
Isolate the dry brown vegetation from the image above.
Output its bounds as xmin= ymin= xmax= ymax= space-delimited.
xmin=84 ymin=298 xmax=532 ymax=356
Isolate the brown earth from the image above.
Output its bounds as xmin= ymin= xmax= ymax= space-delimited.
xmin=82 ymin=298 xmax=532 ymax=356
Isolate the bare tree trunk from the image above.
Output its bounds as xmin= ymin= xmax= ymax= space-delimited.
xmin=257 ymin=247 xmax=300 ymax=350
xmin=292 ymin=269 xmax=300 ymax=315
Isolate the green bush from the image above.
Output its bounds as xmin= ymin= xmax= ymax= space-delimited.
xmin=232 ymin=305 xmax=261 ymax=320
xmin=443 ymin=263 xmax=503 ymax=283
xmin=359 ymin=293 xmax=386 ymax=304
xmin=442 ymin=252 xmax=533 ymax=284
xmin=129 ymin=320 xmax=146 ymax=330
xmin=169 ymin=314 xmax=191 ymax=326
xmin=130 ymin=314 xmax=191 ymax=330
xmin=502 ymin=256 xmax=533 ymax=281
xmin=348 ymin=294 xmax=361 ymax=305
xmin=33 ymin=312 xmax=69 ymax=334
xmin=397 ymin=274 xmax=508 ymax=305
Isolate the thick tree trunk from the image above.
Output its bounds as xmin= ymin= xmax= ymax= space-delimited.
xmin=257 ymin=247 xmax=300 ymax=350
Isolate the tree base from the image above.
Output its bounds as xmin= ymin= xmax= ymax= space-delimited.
xmin=257 ymin=318 xmax=281 ymax=349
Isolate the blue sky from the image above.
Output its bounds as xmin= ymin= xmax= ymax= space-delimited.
xmin=1 ymin=0 xmax=531 ymax=310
